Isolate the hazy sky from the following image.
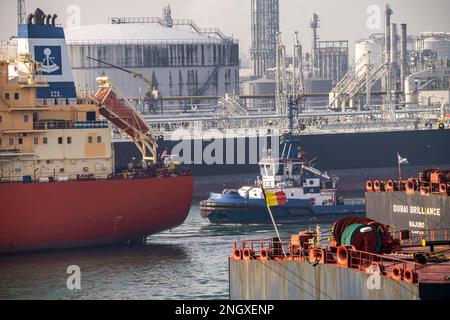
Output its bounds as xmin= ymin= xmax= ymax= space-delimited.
xmin=1 ymin=0 xmax=449 ymax=62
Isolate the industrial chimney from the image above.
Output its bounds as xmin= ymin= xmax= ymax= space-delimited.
xmin=400 ymin=24 xmax=408 ymax=93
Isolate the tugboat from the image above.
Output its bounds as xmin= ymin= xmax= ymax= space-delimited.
xmin=200 ymin=134 xmax=365 ymax=224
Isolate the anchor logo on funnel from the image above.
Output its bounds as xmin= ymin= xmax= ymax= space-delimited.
xmin=41 ymin=47 xmax=60 ymax=73
xmin=35 ymin=45 xmax=62 ymax=75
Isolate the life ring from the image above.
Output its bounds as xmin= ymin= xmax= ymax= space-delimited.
xmin=406 ymin=178 xmax=416 ymax=193
xmin=439 ymin=183 xmax=447 ymax=195
xmin=242 ymin=248 xmax=253 ymax=260
xmin=366 ymin=180 xmax=374 ymax=192
xmin=260 ymin=248 xmax=270 ymax=260
xmin=403 ymin=269 xmax=418 ymax=283
xmin=391 ymin=266 xmax=403 ymax=280
xmin=232 ymin=248 xmax=242 ymax=260
xmin=336 ymin=245 xmax=350 ymax=268
xmin=385 ymin=180 xmax=395 ymax=192
xmin=373 ymin=180 xmax=382 ymax=192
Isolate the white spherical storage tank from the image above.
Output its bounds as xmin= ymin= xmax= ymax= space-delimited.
xmin=65 ymin=23 xmax=239 ymax=103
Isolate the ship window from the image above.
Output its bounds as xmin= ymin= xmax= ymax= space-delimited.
xmin=292 ymin=164 xmax=302 ymax=175
xmin=97 ymin=136 xmax=102 ymax=143
xmin=86 ymin=111 xmax=96 ymax=121
xmin=67 ymin=137 xmax=72 ymax=144
xmin=275 ymin=164 xmax=284 ymax=176
xmin=18 ymin=138 xmax=23 ymax=145
xmin=58 ymin=137 xmax=63 ymax=144
xmin=23 ymin=115 xmax=29 ymax=123
xmin=43 ymin=137 xmax=48 ymax=144
xmin=5 ymin=93 xmax=9 ymax=100
xmin=265 ymin=165 xmax=273 ymax=176
xmin=259 ymin=165 xmax=265 ymax=175
xmin=88 ymin=136 xmax=93 ymax=144
xmin=34 ymin=137 xmax=39 ymax=145
xmin=9 ymin=137 xmax=14 ymax=145
xmin=14 ymin=93 xmax=19 ymax=100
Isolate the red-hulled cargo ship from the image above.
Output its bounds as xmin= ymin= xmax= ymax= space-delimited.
xmin=0 ymin=9 xmax=193 ymax=254
xmin=0 ymin=176 xmax=193 ymax=253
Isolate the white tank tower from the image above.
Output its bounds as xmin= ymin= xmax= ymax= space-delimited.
xmin=65 ymin=6 xmax=239 ymax=109
xmin=417 ymin=32 xmax=450 ymax=60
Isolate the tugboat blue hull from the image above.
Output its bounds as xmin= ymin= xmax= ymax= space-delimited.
xmin=200 ymin=195 xmax=365 ymax=224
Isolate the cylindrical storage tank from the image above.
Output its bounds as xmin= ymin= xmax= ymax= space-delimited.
xmin=241 ymin=78 xmax=276 ymax=109
xmin=243 ymin=78 xmax=276 ymax=95
xmin=355 ymin=36 xmax=384 ymax=77
xmin=422 ymin=36 xmax=450 ymax=60
xmin=304 ymin=78 xmax=332 ymax=109
xmin=407 ymin=35 xmax=416 ymax=53
xmin=65 ymin=23 xmax=240 ymax=105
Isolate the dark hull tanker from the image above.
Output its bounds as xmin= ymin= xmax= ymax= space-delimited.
xmin=114 ymin=129 xmax=450 ymax=176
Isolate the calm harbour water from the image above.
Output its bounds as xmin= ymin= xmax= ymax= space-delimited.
xmin=0 ymin=201 xmax=332 ymax=300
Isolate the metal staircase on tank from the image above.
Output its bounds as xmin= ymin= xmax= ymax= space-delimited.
xmin=328 ymin=52 xmax=387 ymax=110
xmin=344 ymin=55 xmax=387 ymax=105
xmin=108 ymin=17 xmax=233 ymax=42
xmin=328 ymin=52 xmax=371 ymax=107
xmin=195 ymin=64 xmax=221 ymax=96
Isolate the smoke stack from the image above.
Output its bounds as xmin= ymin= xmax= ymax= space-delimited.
xmin=385 ymin=5 xmax=393 ymax=64
xmin=400 ymin=23 xmax=408 ymax=93
xmin=390 ymin=23 xmax=398 ymax=67
xmin=310 ymin=13 xmax=320 ymax=70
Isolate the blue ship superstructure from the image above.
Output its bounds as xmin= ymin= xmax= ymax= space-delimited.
xmin=200 ymin=134 xmax=365 ymax=224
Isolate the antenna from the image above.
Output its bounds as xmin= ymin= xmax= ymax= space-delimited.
xmin=17 ymin=0 xmax=26 ymax=25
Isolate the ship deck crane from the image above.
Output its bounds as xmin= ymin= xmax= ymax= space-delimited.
xmin=94 ymin=76 xmax=158 ymax=164
xmin=87 ymin=56 xmax=159 ymax=113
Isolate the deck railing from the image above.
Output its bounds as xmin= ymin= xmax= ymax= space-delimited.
xmin=232 ymin=234 xmax=450 ymax=284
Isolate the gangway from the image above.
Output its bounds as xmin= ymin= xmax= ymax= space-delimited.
xmin=94 ymin=76 xmax=157 ymax=164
